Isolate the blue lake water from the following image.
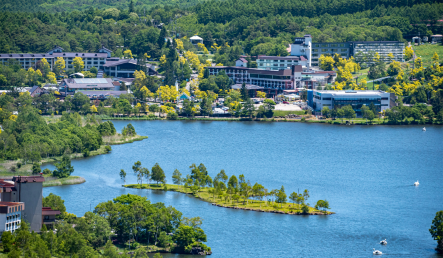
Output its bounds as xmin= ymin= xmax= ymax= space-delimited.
xmin=43 ymin=121 xmax=443 ymax=257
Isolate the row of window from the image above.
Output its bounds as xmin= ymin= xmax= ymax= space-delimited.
xmin=314 ymin=44 xmax=346 ymax=47
xmin=313 ymin=49 xmax=348 ymax=53
xmin=7 ymin=214 xmax=20 ymax=220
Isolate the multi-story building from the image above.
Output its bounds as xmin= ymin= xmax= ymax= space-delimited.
xmin=0 ymin=176 xmax=44 ymax=232
xmin=309 ymin=90 xmax=396 ymax=114
xmin=256 ymin=56 xmax=308 ymax=70
xmin=309 ymin=41 xmax=404 ymax=66
xmin=0 ymin=202 xmax=25 ymax=234
xmin=207 ymin=65 xmax=303 ymax=96
xmin=103 ymin=58 xmax=157 ymax=78
xmin=0 ymin=46 xmax=110 ymax=71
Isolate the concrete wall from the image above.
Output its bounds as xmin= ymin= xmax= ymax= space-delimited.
xmin=15 ymin=182 xmax=42 ymax=232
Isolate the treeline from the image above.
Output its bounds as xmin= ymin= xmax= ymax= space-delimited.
xmin=0 ymin=5 xmax=184 ymax=55
xmin=0 ymin=92 xmax=126 ymax=161
xmin=1 ymin=193 xmax=210 ymax=257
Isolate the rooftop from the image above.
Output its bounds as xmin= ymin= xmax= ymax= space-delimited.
xmin=12 ymin=176 xmax=45 ymax=183
xmin=0 ymin=202 xmax=23 ymax=207
xmin=42 ymin=207 xmax=61 ymax=216
xmin=257 ymin=56 xmax=300 ymax=61
xmin=314 ymin=90 xmax=389 ymax=96
xmin=232 ymin=84 xmax=264 ymax=90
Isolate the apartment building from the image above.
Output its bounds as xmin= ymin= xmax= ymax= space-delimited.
xmin=0 ymin=176 xmax=44 ymax=232
xmin=0 ymin=46 xmax=110 ymax=71
xmin=0 ymin=202 xmax=24 ymax=234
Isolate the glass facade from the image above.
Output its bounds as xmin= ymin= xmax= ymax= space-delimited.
xmin=332 ymin=97 xmax=381 ymax=112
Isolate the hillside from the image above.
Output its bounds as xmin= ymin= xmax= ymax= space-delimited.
xmin=0 ymin=0 xmax=200 ymax=12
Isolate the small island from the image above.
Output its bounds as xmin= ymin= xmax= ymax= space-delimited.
xmin=122 ymin=162 xmax=333 ymax=216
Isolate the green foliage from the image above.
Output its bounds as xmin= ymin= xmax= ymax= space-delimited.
xmin=32 ymin=163 xmax=41 ymax=175
xmin=1 ymin=230 xmax=14 ymax=252
xmin=122 ymin=123 xmax=136 ymax=136
xmin=105 ymin=145 xmax=112 ymax=153
xmin=42 ymin=193 xmax=66 ymax=219
xmin=430 ymin=210 xmax=443 ymax=253
xmin=53 ymin=155 xmax=74 ymax=178
xmin=151 ymin=163 xmax=166 ymax=185
xmin=97 ymin=121 xmax=117 ymax=136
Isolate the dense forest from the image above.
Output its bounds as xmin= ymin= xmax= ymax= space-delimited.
xmin=1 ymin=193 xmax=210 ymax=257
xmin=0 ymin=1 xmax=442 ymax=56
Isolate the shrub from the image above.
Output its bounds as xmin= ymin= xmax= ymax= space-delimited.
xmin=301 ymin=117 xmax=306 ymax=122
xmin=167 ymin=112 xmax=178 ymax=120
xmin=301 ymin=204 xmax=310 ymax=214
xmin=16 ymin=162 xmax=22 ymax=169
xmin=104 ymin=145 xmax=112 ymax=153
xmin=43 ymin=168 xmax=52 ymax=174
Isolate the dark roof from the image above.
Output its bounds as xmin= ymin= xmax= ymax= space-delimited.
xmin=0 ymin=53 xmax=52 ymax=58
xmin=52 ymin=52 xmax=108 ymax=58
xmin=12 ymin=176 xmax=45 ymax=183
xmin=28 ymin=86 xmax=41 ymax=94
xmin=232 ymin=84 xmax=264 ymax=90
xmin=112 ymin=81 xmax=121 ymax=86
xmin=103 ymin=58 xmax=137 ymax=67
xmin=42 ymin=207 xmax=61 ymax=215
xmin=100 ymin=46 xmax=112 ymax=53
xmin=258 ymin=56 xmax=300 ymax=61
xmin=0 ymin=180 xmax=15 ymax=188
xmin=0 ymin=202 xmax=23 ymax=207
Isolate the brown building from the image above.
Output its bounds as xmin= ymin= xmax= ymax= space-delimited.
xmin=42 ymin=207 xmax=60 ymax=229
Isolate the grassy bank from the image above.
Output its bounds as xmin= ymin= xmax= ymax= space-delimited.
xmin=125 ymin=183 xmax=333 ymax=215
xmin=273 ymin=110 xmax=305 ymax=116
xmin=103 ymin=134 xmax=148 ymax=145
xmin=413 ymin=44 xmax=443 ymax=67
xmin=43 ymin=176 xmax=86 ymax=187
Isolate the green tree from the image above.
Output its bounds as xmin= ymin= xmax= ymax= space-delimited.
xmin=32 ymin=163 xmax=41 ymax=175
xmin=172 ymin=225 xmax=207 ymax=253
xmin=43 ymin=193 xmax=66 ymax=219
xmin=120 ymin=169 xmax=127 ymax=184
xmin=132 ymin=161 xmax=142 ymax=185
xmin=322 ymin=106 xmax=330 ymax=118
xmin=228 ymin=175 xmax=238 ymax=190
xmin=240 ymin=82 xmax=248 ymax=100
xmin=1 ymin=230 xmax=14 ymax=252
xmin=172 ymin=169 xmax=183 ymax=189
xmin=75 ymin=212 xmax=111 ymax=248
xmin=53 ymin=155 xmax=74 ymax=178
xmin=151 ymin=163 xmax=165 ymax=185
xmin=289 ymin=192 xmax=298 ymax=208
xmin=73 ymin=57 xmax=85 ymax=73
xmin=429 ymin=210 xmax=443 ymax=253
xmin=276 ymin=186 xmax=287 ymax=208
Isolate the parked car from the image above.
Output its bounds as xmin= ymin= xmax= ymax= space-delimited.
xmin=283 ymin=101 xmax=289 ymax=104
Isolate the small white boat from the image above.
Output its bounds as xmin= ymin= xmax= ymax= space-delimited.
xmin=423 ymin=127 xmax=426 ymax=131
xmin=414 ymin=180 xmax=419 ymax=186
xmin=373 ymin=248 xmax=383 ymax=255
xmin=380 ymin=239 xmax=387 ymax=245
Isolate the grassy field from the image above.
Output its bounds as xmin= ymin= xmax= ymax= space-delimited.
xmin=43 ymin=176 xmax=86 ymax=187
xmin=412 ymin=44 xmax=443 ymax=67
xmin=273 ymin=110 xmax=306 ymax=116
xmin=103 ymin=134 xmax=148 ymax=145
xmin=125 ymin=183 xmax=333 ymax=215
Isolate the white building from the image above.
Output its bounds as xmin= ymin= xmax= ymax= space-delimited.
xmin=235 ymin=58 xmax=248 ymax=67
xmin=256 ymin=56 xmax=308 ymax=70
xmin=311 ymin=90 xmax=395 ymax=114
xmin=290 ymin=35 xmax=312 ymax=67
xmin=190 ymin=36 xmax=203 ymax=45
xmin=0 ymin=202 xmax=24 ymax=234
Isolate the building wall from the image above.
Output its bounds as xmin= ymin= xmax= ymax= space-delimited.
xmin=0 ymin=205 xmax=23 ymax=234
xmin=311 ymin=42 xmax=351 ymax=66
xmin=350 ymin=42 xmax=405 ymax=63
xmin=15 ymin=182 xmax=43 ymax=232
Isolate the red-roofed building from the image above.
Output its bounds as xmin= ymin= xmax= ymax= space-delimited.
xmin=42 ymin=207 xmax=61 ymax=229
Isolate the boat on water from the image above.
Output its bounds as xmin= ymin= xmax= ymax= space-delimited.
xmin=414 ymin=180 xmax=419 ymax=186
xmin=373 ymin=248 xmax=383 ymax=255
xmin=380 ymin=239 xmax=387 ymax=245
xmin=423 ymin=127 xmax=426 ymax=131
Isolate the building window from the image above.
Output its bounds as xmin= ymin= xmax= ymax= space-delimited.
xmin=340 ymin=44 xmax=345 ymax=47
xmin=314 ymin=44 xmax=319 ymax=47
xmin=312 ymin=49 xmax=318 ymax=52
xmin=330 ymin=44 xmax=337 ymax=47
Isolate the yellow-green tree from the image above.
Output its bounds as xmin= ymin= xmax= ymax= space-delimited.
xmin=73 ymin=57 xmax=84 ymax=72
xmin=319 ymin=55 xmax=335 ymax=71
xmin=387 ymin=53 xmax=394 ymax=62
xmin=157 ymin=85 xmax=178 ymax=102
xmin=414 ymin=57 xmax=422 ymax=68
xmin=404 ymin=46 xmax=414 ymax=60
xmin=175 ymin=39 xmax=184 ymax=51
xmin=54 ymin=57 xmax=65 ymax=76
xmin=47 ymin=72 xmax=57 ymax=84
xmin=90 ymin=105 xmax=98 ymax=113
xmin=256 ymin=91 xmax=266 ymax=98
xmin=373 ymin=52 xmax=380 ymax=62
xmin=133 ymin=70 xmax=146 ymax=90
xmin=40 ymin=58 xmax=51 ymax=76
xmin=123 ymin=50 xmax=133 ymax=59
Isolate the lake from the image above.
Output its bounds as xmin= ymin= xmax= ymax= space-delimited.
xmin=43 ymin=121 xmax=443 ymax=257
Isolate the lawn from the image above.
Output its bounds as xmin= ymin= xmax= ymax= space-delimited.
xmin=125 ymin=183 xmax=332 ymax=215
xmin=273 ymin=110 xmax=305 ymax=117
xmin=412 ymin=44 xmax=443 ymax=67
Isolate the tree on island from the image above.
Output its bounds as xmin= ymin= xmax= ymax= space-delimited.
xmin=430 ymin=210 xmax=443 ymax=253
xmin=53 ymin=155 xmax=74 ymax=178
xmin=276 ymin=186 xmax=287 ymax=208
xmin=172 ymin=169 xmax=183 ymax=189
xmin=315 ymin=200 xmax=330 ymax=213
xmin=289 ymin=192 xmax=298 ymax=208
xmin=120 ymin=169 xmax=126 ymax=184
xmin=151 ymin=163 xmax=165 ymax=185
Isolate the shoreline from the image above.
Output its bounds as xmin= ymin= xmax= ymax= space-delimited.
xmin=125 ymin=184 xmax=334 ymax=216
xmin=101 ymin=116 xmax=441 ymax=126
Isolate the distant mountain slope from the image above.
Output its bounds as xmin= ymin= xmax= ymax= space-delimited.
xmin=0 ymin=0 xmax=199 ymax=12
